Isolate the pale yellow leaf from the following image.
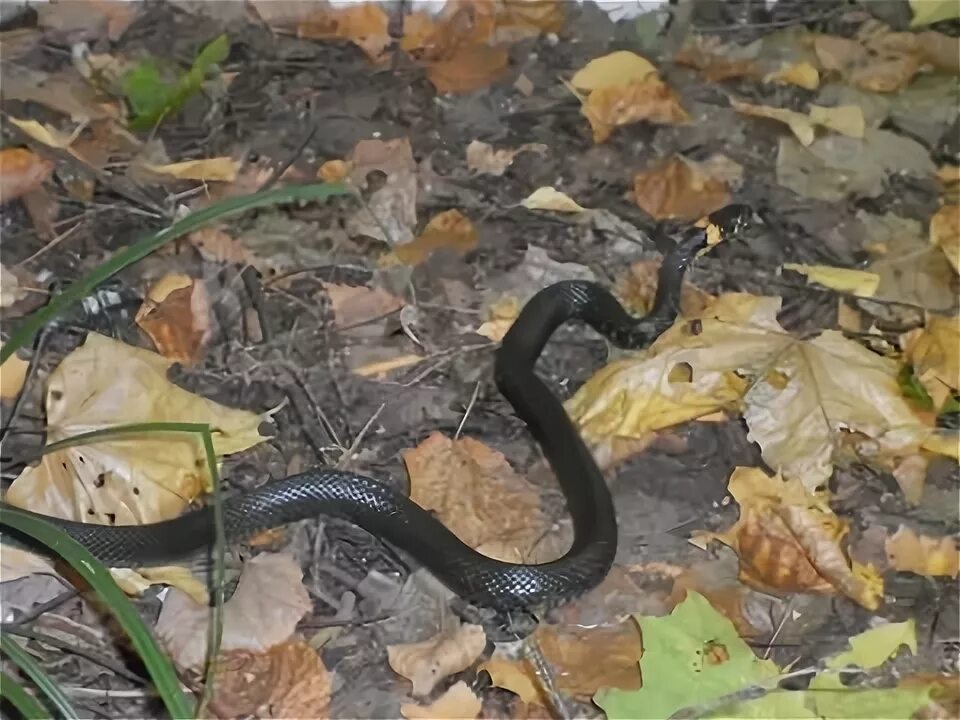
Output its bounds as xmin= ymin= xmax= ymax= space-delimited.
xmin=807 ymin=104 xmax=866 ymax=139
xmin=885 ymin=525 xmax=959 ymax=578
xmin=571 ymin=50 xmax=656 ymax=91
xmin=1 ymin=349 xmax=28 ymax=401
xmin=351 ymin=353 xmax=423 ymax=377
xmin=7 ymin=116 xmax=80 ymax=149
xmin=930 ymin=204 xmax=959 ymax=274
xmin=141 ymin=157 xmax=240 ymax=182
xmin=0 ymin=545 xmax=58 ymax=583
xmin=783 ymin=263 xmax=879 ymax=297
xmin=465 ymin=140 xmax=547 ymax=176
xmin=902 ymin=313 xmax=959 ymax=403
xmin=910 ymin=0 xmax=960 ymax=26
xmin=1 ymin=264 xmax=26 ymax=307
xmin=764 ymin=61 xmax=820 ymax=90
xmin=521 ymin=186 xmax=587 ymax=213
xmin=387 ymin=623 xmax=487 ymax=697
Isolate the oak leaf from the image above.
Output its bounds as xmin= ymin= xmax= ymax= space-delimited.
xmin=387 ymin=622 xmax=487 ymax=696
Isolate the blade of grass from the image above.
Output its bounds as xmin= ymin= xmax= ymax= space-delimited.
xmin=1 ymin=182 xmax=354 ymax=365
xmin=0 ymin=670 xmax=49 ymax=720
xmin=0 ymin=507 xmax=195 ymax=719
xmin=1 ymin=626 xmax=80 ymax=719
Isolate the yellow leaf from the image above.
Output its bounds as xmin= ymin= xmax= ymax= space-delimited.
xmin=885 ymin=525 xmax=960 ymax=578
xmin=782 ymin=263 xmax=879 ymax=297
xmin=351 ymin=353 xmax=423 ymax=377
xmin=825 ymin=619 xmax=917 ymax=669
xmin=400 ymin=681 xmax=481 ymax=720
xmin=4 ymin=333 xmax=269 ymax=526
xmin=930 ymin=204 xmax=959 ymax=274
xmin=581 ymin=75 xmax=691 ymax=143
xmin=764 ymin=61 xmax=820 ymax=90
xmin=571 ymin=50 xmax=656 ymax=91
xmin=1 ymin=347 xmax=28 ymax=400
xmin=110 ymin=565 xmax=208 ymax=605
xmin=807 ymin=103 xmax=866 ymax=138
xmin=521 ymin=186 xmax=587 ymax=213
xmin=141 ymin=157 xmax=240 ymax=182
xmin=479 ymin=656 xmax=544 ymax=705
xmin=7 ymin=116 xmax=81 ymax=149
xmin=910 ymin=0 xmax=960 ymax=26
xmin=387 ymin=623 xmax=487 ymax=697
xmin=731 ymin=100 xmax=864 ymax=146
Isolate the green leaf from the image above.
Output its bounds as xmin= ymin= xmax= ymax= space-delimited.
xmin=910 ymin=0 xmax=960 ymax=26
xmin=0 ymin=670 xmax=49 ymax=720
xmin=808 ymin=674 xmax=934 ymax=719
xmin=593 ymin=592 xmax=781 ymax=719
xmin=825 ymin=620 xmax=917 ymax=671
xmin=898 ymin=364 xmax=934 ymax=409
xmin=0 ymin=635 xmax=79 ymax=719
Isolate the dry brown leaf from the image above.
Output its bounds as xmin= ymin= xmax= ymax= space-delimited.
xmin=36 ymin=0 xmax=137 ymax=42
xmin=0 ymin=148 xmax=54 ymax=204
xmin=426 ymin=44 xmax=509 ymax=94
xmin=385 ymin=209 xmax=478 ymax=266
xmin=731 ymin=99 xmax=864 ymax=146
xmin=323 ymin=282 xmax=404 ymax=328
xmin=495 ymin=0 xmax=565 ymax=39
xmin=632 ymin=156 xmax=730 ymax=222
xmin=400 ymin=681 xmax=482 ymax=719
xmin=521 ymin=187 xmax=587 ymax=213
xmin=186 ymin=227 xmax=260 ymax=269
xmin=403 ymin=432 xmax=551 ymax=562
xmin=400 ymin=2 xmax=495 ymax=61
xmin=930 ymin=204 xmax=960 ymax=274
xmin=696 ymin=467 xmax=883 ymax=609
xmin=155 ymin=553 xmax=311 ymax=671
xmin=4 ymin=333 xmax=268 ymax=526
xmin=901 ymin=313 xmax=959 ymax=410
xmin=892 ymin=453 xmax=929 ymax=504
xmin=0 ymin=264 xmax=27 ymax=308
xmin=1 ymin=65 xmax=121 ymax=123
xmin=465 ymin=140 xmax=547 ymax=176
xmin=0 ymin=28 xmax=42 ymax=61
xmin=298 ymin=2 xmax=392 ymax=62
xmin=387 ymin=622 xmax=487 ymax=697
xmin=582 ymin=75 xmax=690 ymax=143
xmin=211 ymin=640 xmax=332 ymax=719
xmin=135 ymin=273 xmax=212 ymax=365
xmin=673 ymin=35 xmax=760 ymax=83
xmin=669 ymin=560 xmax=761 ymax=639
xmin=345 ymin=137 xmax=417 ymax=245
xmin=140 ymin=157 xmax=240 ymax=183
xmin=351 ymin=353 xmax=423 ymax=378
xmin=885 ymin=526 xmax=959 ymax=578
xmin=616 ymin=259 xmax=714 ymax=318
xmin=1 ymin=348 xmax=29 ymax=401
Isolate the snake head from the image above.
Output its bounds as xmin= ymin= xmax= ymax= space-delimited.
xmin=708 ymin=203 xmax=758 ymax=238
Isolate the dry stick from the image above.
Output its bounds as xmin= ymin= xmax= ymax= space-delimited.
xmin=335 ymin=403 xmax=386 ymax=471
xmin=0 ymin=323 xmax=51 ymax=445
xmin=14 ymin=222 xmax=83 ymax=269
xmin=454 ymin=380 xmax=482 ymax=440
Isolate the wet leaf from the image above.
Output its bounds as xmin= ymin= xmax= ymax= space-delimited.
xmin=387 ymin=622 xmax=487 ymax=696
xmin=298 ymin=2 xmax=392 ymax=63
xmin=632 ymin=155 xmax=730 ymax=222
xmin=581 ymin=75 xmax=690 ymax=143
xmin=521 ymin=186 xmax=587 ymax=213
xmin=210 ymin=640 xmax=332 ymax=719
xmin=885 ymin=526 xmax=960 ymax=578
xmin=696 ymin=467 xmax=883 ymax=609
xmin=465 ymin=140 xmax=547 ymax=176
xmin=155 ymin=553 xmax=311 ymax=671
xmin=323 ymin=282 xmax=405 ymax=328
xmin=570 ymin=50 xmax=656 ymax=91
xmin=4 ymin=333 xmax=269 ymax=526
xmin=0 ymin=148 xmax=54 ymax=204
xmin=782 ymin=263 xmax=880 ymax=297
xmin=400 ymin=681 xmax=482 ymax=719
xmin=134 ymin=273 xmax=212 ymax=365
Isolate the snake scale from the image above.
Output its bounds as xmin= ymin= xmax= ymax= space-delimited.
xmin=0 ymin=206 xmax=751 ymax=612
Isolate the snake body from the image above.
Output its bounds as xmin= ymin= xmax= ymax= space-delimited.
xmin=0 ymin=207 xmax=749 ymax=611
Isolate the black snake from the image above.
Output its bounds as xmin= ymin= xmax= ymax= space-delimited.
xmin=0 ymin=205 xmax=751 ymax=612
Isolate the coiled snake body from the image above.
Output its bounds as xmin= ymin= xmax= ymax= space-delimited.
xmin=0 ymin=207 xmax=751 ymax=612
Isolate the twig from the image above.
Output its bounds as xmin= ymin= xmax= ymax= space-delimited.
xmin=454 ymin=381 xmax=481 ymax=440
xmin=335 ymin=403 xmax=385 ymax=470
xmin=258 ymin=123 xmax=318 ymax=193
xmin=14 ymin=221 xmax=83 ymax=268
xmin=0 ymin=323 xmax=51 ymax=445
xmin=1 ymin=588 xmax=77 ymax=628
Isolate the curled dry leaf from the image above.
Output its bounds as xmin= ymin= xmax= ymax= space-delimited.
xmin=211 ymin=640 xmax=332 ymax=719
xmin=697 ymin=467 xmax=883 ymax=609
xmin=298 ymin=2 xmax=392 ymax=63
xmin=323 ymin=282 xmax=405 ymax=328
xmin=135 ymin=273 xmax=212 ymax=365
xmin=930 ymin=204 xmax=960 ymax=274
xmin=567 ymin=293 xmax=936 ymax=488
xmin=155 ymin=553 xmax=312 ymax=671
xmin=885 ymin=526 xmax=960 ymax=578
xmin=465 ymin=140 xmax=547 ymax=176
xmin=387 ymin=622 xmax=487 ymax=697
xmin=0 ymin=148 xmax=54 ymax=204
xmin=632 ymin=156 xmax=730 ymax=222
xmin=400 ymin=681 xmax=482 ymax=720
xmin=384 ymin=209 xmax=478 ymax=267
xmin=782 ymin=263 xmax=880 ymax=297
xmin=521 ymin=187 xmax=587 ymax=213
xmin=582 ymin=75 xmax=691 ymax=143
xmin=4 ymin=333 xmax=268 ymax=526
xmin=403 ymin=432 xmax=553 ymax=562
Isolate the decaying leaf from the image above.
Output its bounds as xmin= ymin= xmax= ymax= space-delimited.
xmin=782 ymin=263 xmax=880 ymax=297
xmin=323 ymin=282 xmax=405 ymax=328
xmin=521 ymin=187 xmax=587 ymax=213
xmin=632 ymin=156 xmax=730 ymax=222
xmin=696 ymin=467 xmax=883 ymax=609
xmin=403 ymin=432 xmax=554 ymax=562
xmin=345 ymin=137 xmax=418 ymax=245
xmin=155 ymin=552 xmax=311 ymax=671
xmin=384 ymin=209 xmax=478 ymax=266
xmin=930 ymin=204 xmax=960 ymax=274
xmin=135 ymin=273 xmax=212 ymax=365
xmin=570 ymin=50 xmax=656 ymax=91
xmin=0 ymin=264 xmax=27 ymax=308
xmin=400 ymin=681 xmax=482 ymax=720
xmin=465 ymin=140 xmax=547 ymax=176
xmin=0 ymin=148 xmax=54 ymax=203
xmin=581 ymin=74 xmax=691 ymax=143
xmin=885 ymin=525 xmax=960 ymax=578
xmin=211 ymin=640 xmax=332 ymax=719
xmin=566 ymin=293 xmax=937 ymax=487
xmin=3 ymin=333 xmax=269 ymax=526
xmin=387 ymin=622 xmax=486 ymax=697
xmin=297 ymin=1 xmax=392 ymax=62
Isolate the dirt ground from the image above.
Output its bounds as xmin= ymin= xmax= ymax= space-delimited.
xmin=1 ymin=1 xmax=958 ymax=718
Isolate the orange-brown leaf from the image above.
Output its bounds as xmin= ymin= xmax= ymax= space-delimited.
xmin=323 ymin=282 xmax=404 ymax=328
xmin=582 ymin=76 xmax=690 ymax=143
xmin=426 ymin=44 xmax=509 ymax=94
xmin=135 ymin=273 xmax=212 ymax=365
xmin=298 ymin=2 xmax=392 ymax=62
xmin=387 ymin=623 xmax=487 ymax=697
xmin=632 ymin=156 xmax=730 ymax=222
xmin=885 ymin=525 xmax=960 ymax=578
xmin=387 ymin=209 xmax=478 ymax=267
xmin=0 ymin=148 xmax=54 ymax=204
xmin=400 ymin=681 xmax=482 ymax=719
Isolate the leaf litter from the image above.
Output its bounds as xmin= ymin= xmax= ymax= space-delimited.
xmin=0 ymin=0 xmax=957 ymax=717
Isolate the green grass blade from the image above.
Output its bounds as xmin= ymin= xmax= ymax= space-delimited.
xmin=1 ymin=183 xmax=353 ymax=365
xmin=0 ymin=670 xmax=49 ymax=720
xmin=0 ymin=633 xmax=79 ymax=719
xmin=0 ymin=508 xmax=195 ymax=719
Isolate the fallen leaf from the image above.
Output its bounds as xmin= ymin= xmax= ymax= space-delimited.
xmin=426 ymin=44 xmax=509 ymax=94
xmin=109 ymin=565 xmax=209 ymax=605
xmin=475 ymin=296 xmax=521 ymax=342
xmin=399 ymin=2 xmax=495 ymax=60
xmin=731 ymin=99 xmax=865 ymax=146
xmin=581 ymin=75 xmax=691 ymax=143
xmin=520 ymin=187 xmax=587 ymax=213
xmin=1 ymin=65 xmax=121 ymax=123
xmin=352 ymin=353 xmax=423 ymax=378
xmin=317 ymin=158 xmax=350 ymax=183
xmin=140 ymin=157 xmax=240 ymax=183
xmin=494 ymin=0 xmax=565 ymax=41
xmin=480 ymin=656 xmax=543 ymax=705
xmin=930 ymin=204 xmax=960 ymax=274
xmin=0 ymin=28 xmax=43 ymax=62
xmin=910 ymin=0 xmax=960 ymax=27
xmin=885 ymin=526 xmax=959 ymax=578
xmin=696 ymin=467 xmax=883 ymax=609
xmin=345 ymin=137 xmax=417 ymax=245
xmin=673 ymin=34 xmax=760 ymax=83
xmin=892 ymin=453 xmax=929 ymax=504
xmin=403 ymin=432 xmax=550 ymax=562
xmin=387 ymin=622 xmax=487 ymax=696
xmin=36 ymin=0 xmax=137 ymax=42
xmin=566 ymin=293 xmax=936 ymax=487
xmin=211 ymin=640 xmax=332 ymax=719
xmin=764 ymin=61 xmax=820 ymax=90
xmin=400 ymin=681 xmax=481 ymax=719
xmin=570 ymin=50 xmax=656 ymax=91
xmin=385 ymin=209 xmax=478 ymax=266
xmin=298 ymin=2 xmax=392 ymax=62
xmin=616 ymin=259 xmax=714 ymax=317
xmin=0 ymin=264 xmax=27 ymax=308
xmin=323 ymin=282 xmax=404 ymax=327
xmin=632 ymin=156 xmax=730 ymax=222
xmin=186 ymin=227 xmax=260 ymax=269
xmin=668 ymin=559 xmax=763 ymax=639
xmin=0 ymin=545 xmax=58 ymax=584
xmin=7 ymin=117 xmax=82 ymax=150
xmin=135 ymin=273 xmax=212 ymax=365
xmin=155 ymin=553 xmax=311 ymax=671
xmin=465 ymin=140 xmax=547 ymax=176
xmin=1 ymin=348 xmax=29 ymax=401
xmin=902 ymin=313 xmax=959 ymax=413
xmin=782 ymin=263 xmax=880 ymax=297
xmin=4 ymin=333 xmax=269 ymax=526
xmin=0 ymin=148 xmax=54 ymax=204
